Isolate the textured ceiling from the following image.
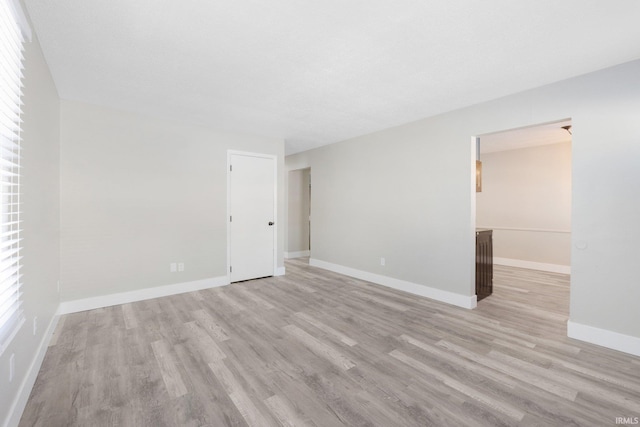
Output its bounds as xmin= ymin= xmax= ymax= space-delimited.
xmin=24 ymin=0 xmax=640 ymax=155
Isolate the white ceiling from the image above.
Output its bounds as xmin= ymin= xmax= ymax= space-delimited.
xmin=480 ymin=119 xmax=572 ymax=153
xmin=24 ymin=1 xmax=640 ymax=155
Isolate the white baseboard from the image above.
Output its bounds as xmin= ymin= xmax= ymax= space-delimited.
xmin=309 ymin=258 xmax=476 ymax=309
xmin=4 ymin=314 xmax=59 ymax=427
xmin=275 ymin=266 xmax=286 ymax=276
xmin=58 ymin=276 xmax=229 ymax=315
xmin=567 ymin=320 xmax=640 ymax=357
xmin=493 ymin=257 xmax=571 ymax=274
xmin=285 ymin=250 xmax=310 ymax=259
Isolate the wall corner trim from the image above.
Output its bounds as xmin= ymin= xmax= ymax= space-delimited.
xmin=567 ymin=320 xmax=640 ymax=357
xmin=57 ymin=276 xmax=229 ymax=315
xmin=275 ymin=267 xmax=286 ymax=276
xmin=4 ymin=314 xmax=59 ymax=427
xmin=284 ymin=250 xmax=310 ymax=259
xmin=309 ymin=258 xmax=476 ymax=309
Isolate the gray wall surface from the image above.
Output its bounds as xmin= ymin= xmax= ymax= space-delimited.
xmin=287 ymin=59 xmax=640 ymax=339
xmin=59 ymin=100 xmax=285 ymax=301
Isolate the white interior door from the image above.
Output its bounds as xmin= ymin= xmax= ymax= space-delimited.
xmin=229 ymin=153 xmax=276 ymax=282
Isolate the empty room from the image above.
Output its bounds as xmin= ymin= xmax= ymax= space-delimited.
xmin=2 ymin=0 xmax=640 ymax=426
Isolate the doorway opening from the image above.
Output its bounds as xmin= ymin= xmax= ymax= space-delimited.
xmin=286 ymin=168 xmax=311 ymax=260
xmin=472 ymin=119 xmax=572 ymax=323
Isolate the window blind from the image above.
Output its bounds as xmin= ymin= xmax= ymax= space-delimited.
xmin=0 ymin=0 xmax=26 ymax=355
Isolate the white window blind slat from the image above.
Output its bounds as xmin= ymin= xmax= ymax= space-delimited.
xmin=0 ymin=232 xmax=20 ymax=246
xmin=0 ymin=95 xmax=24 ymax=117
xmin=0 ymin=263 xmax=20 ymax=281
xmin=0 ymin=280 xmax=18 ymax=300
xmin=0 ymin=298 xmax=22 ymax=328
xmin=0 ymin=120 xmax=22 ymax=139
xmin=0 ymin=266 xmax=21 ymax=287
xmin=0 ymin=102 xmax=23 ymax=123
xmin=0 ymin=245 xmax=19 ymax=259
xmin=0 ymin=271 xmax=20 ymax=289
xmin=0 ymin=277 xmax=21 ymax=305
xmin=0 ymin=157 xmax=20 ymax=170
xmin=0 ymin=107 xmax=23 ymax=124
xmin=0 ymin=0 xmax=25 ymax=356
xmin=0 ymin=256 xmax=21 ymax=275
xmin=0 ymin=137 xmax=20 ymax=149
xmin=0 ymin=151 xmax=20 ymax=162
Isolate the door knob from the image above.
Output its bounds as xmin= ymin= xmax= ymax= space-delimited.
xmin=268 ymin=221 xmax=274 ymax=226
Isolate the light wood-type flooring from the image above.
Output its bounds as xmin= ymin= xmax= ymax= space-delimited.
xmin=20 ymin=259 xmax=640 ymax=426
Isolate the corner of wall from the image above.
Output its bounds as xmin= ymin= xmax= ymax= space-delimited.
xmin=309 ymin=258 xmax=476 ymax=309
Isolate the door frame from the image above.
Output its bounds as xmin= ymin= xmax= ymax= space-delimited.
xmin=227 ymin=150 xmax=278 ymax=283
xmin=470 ymin=118 xmax=573 ymax=303
xmin=285 ymin=167 xmax=312 ymax=259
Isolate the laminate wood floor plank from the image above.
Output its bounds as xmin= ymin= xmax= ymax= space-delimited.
xmin=293 ymin=311 xmax=358 ymax=347
xmin=20 ymin=259 xmax=640 ymax=426
xmin=266 ymin=368 xmax=346 ymax=426
xmin=172 ymin=342 xmax=248 ymax=427
xmin=340 ymin=357 xmax=455 ymax=426
xmin=264 ymin=393 xmax=316 ymax=427
xmin=151 ymin=339 xmax=188 ymax=398
xmin=208 ymin=358 xmax=273 ymax=427
xmin=296 ymin=369 xmax=398 ymax=427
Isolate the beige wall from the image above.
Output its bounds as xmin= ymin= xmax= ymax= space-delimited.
xmin=287 ymin=168 xmax=310 ymax=254
xmin=287 ymin=59 xmax=640 ymax=341
xmin=476 ymin=142 xmax=572 ymax=267
xmin=0 ymin=30 xmax=60 ymax=426
xmin=59 ymin=101 xmax=285 ymax=301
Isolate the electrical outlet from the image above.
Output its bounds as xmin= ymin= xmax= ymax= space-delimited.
xmin=170 ymin=263 xmax=177 ymax=273
xmin=9 ymin=353 xmax=15 ymax=382
xmin=33 ymin=317 xmax=37 ymax=336
xmin=178 ymin=262 xmax=184 ymax=272
xmin=380 ymin=257 xmax=385 ymax=266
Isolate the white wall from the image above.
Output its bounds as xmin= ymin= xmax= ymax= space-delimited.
xmin=286 ymin=168 xmax=310 ymax=256
xmin=0 ymin=28 xmax=61 ymax=427
xmin=287 ymin=59 xmax=640 ymax=351
xmin=476 ymin=142 xmax=572 ymax=270
xmin=59 ymin=101 xmax=285 ymax=302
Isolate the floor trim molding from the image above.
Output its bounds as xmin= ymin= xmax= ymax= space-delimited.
xmin=285 ymin=250 xmax=310 ymax=259
xmin=567 ymin=320 xmax=640 ymax=357
xmin=58 ymin=276 xmax=229 ymax=315
xmin=309 ymin=258 xmax=476 ymax=309
xmin=493 ymin=257 xmax=570 ymax=274
xmin=275 ymin=266 xmax=286 ymax=276
xmin=4 ymin=314 xmax=59 ymax=427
